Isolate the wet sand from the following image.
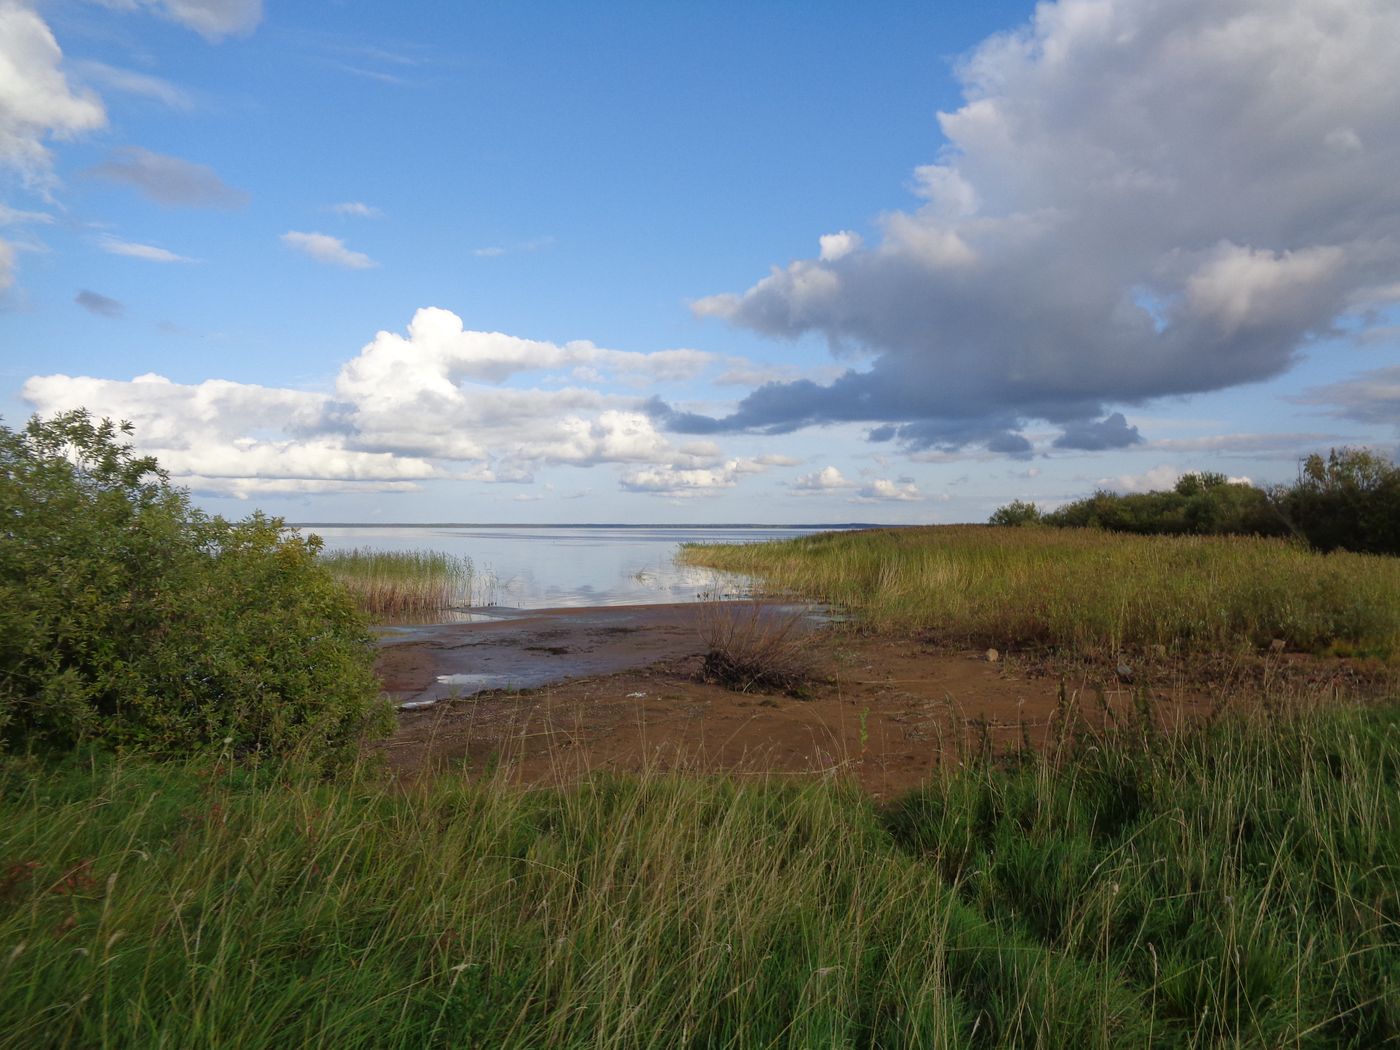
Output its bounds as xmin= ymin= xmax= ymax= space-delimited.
xmin=376 ymin=603 xmax=823 ymax=709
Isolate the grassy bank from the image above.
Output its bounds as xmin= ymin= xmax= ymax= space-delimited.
xmin=2 ymin=702 xmax=1396 ymax=1047
xmin=683 ymin=526 xmax=1400 ymax=658
xmin=319 ymin=548 xmax=474 ymax=619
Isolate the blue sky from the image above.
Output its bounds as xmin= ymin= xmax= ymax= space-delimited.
xmin=3 ymin=0 xmax=1397 ymax=523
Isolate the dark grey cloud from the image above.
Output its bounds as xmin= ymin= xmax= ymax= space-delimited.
xmin=1145 ymin=432 xmax=1346 ymax=457
xmin=676 ymin=0 xmax=1400 ymax=455
xmin=89 ymin=147 xmax=248 ymax=208
xmin=74 ymin=289 xmax=123 ymax=318
xmin=1294 ymin=365 xmax=1400 ymax=429
xmin=1053 ymin=412 xmax=1142 ymax=451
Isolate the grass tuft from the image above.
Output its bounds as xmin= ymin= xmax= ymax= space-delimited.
xmin=696 ymin=599 xmax=815 ymax=695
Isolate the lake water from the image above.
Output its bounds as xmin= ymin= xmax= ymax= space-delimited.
xmin=300 ymin=524 xmax=857 ymax=611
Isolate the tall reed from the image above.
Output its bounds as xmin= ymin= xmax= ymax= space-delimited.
xmin=319 ymin=547 xmax=474 ymax=618
xmin=683 ymin=526 xmax=1400 ymax=657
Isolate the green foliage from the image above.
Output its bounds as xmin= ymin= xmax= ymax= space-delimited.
xmin=684 ymin=525 xmax=1400 ymax=656
xmin=1277 ymin=446 xmax=1400 ymax=555
xmin=1030 ymin=473 xmax=1288 ymax=538
xmin=0 ymin=411 xmax=392 ymax=764
xmin=992 ymin=449 xmax=1400 ymax=556
xmin=988 ymin=498 xmax=1042 ymax=526
xmin=1 ymin=702 xmax=1395 ymax=1046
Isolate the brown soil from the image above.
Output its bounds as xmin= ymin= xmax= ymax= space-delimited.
xmin=373 ymin=603 xmax=1342 ymax=796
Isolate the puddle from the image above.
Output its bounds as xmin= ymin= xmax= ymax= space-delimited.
xmin=435 ymin=673 xmax=512 ymax=688
xmin=381 ymin=601 xmax=832 ymax=711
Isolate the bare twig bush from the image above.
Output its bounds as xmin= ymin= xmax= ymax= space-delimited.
xmin=697 ymin=598 xmax=815 ymax=694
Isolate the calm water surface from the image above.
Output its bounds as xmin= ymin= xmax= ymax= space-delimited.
xmin=302 ymin=524 xmax=856 ymax=611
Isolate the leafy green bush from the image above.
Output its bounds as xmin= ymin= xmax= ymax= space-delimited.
xmin=0 ymin=411 xmax=392 ymax=765
xmin=1276 ymin=447 xmax=1400 ymax=555
xmin=1031 ymin=472 xmax=1287 ymax=537
xmin=988 ymin=498 xmax=1042 ymax=526
xmin=991 ymin=449 xmax=1400 ymax=556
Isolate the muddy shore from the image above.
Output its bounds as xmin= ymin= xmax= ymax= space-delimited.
xmin=373 ymin=601 xmax=1269 ymax=795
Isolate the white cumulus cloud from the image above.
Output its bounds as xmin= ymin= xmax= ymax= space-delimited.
xmin=0 ymin=2 xmax=105 ymax=188
xmin=669 ymin=0 xmax=1400 ymax=458
xmin=818 ymin=230 xmax=861 ymax=262
xmin=853 ymin=478 xmax=921 ymax=502
xmin=20 ymin=308 xmax=785 ymax=497
xmin=1096 ymin=465 xmax=1182 ymax=494
xmin=792 ymin=466 xmax=851 ymax=491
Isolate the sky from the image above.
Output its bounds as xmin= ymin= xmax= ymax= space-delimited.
xmin=2 ymin=0 xmax=1397 ymax=525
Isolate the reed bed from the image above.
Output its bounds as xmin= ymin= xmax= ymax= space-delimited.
xmin=683 ymin=526 xmax=1400 ymax=658
xmin=1 ymin=699 xmax=1395 ymax=1047
xmin=319 ymin=548 xmax=474 ymax=618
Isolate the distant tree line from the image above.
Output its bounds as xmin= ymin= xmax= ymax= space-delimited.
xmin=989 ymin=447 xmax=1400 ymax=556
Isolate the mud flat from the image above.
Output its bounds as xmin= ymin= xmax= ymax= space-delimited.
xmin=372 ymin=603 xmax=1275 ymax=795
xmin=377 ymin=603 xmax=759 ymax=708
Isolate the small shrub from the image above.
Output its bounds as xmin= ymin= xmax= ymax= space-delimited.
xmin=0 ymin=411 xmax=392 ymax=765
xmin=697 ymin=599 xmax=815 ymax=694
xmin=988 ymin=499 xmax=1042 ymax=526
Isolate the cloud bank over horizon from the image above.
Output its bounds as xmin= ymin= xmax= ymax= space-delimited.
xmin=664 ymin=0 xmax=1400 ymax=454
xmin=21 ymin=308 xmax=857 ymax=501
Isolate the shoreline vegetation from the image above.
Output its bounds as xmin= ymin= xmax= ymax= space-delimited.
xmin=3 ymin=412 xmax=1397 ymax=1046
xmin=989 ymin=451 xmax=1400 ymax=557
xmin=681 ymin=526 xmax=1400 ymax=660
xmin=319 ymin=548 xmax=476 ymax=619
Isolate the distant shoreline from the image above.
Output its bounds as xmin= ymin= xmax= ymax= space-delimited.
xmin=288 ymin=522 xmax=887 ymax=530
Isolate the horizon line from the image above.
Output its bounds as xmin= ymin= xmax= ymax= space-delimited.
xmin=285 ymin=521 xmax=903 ymax=529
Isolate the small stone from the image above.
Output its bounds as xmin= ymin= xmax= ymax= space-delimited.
xmin=1116 ymin=662 xmax=1135 ymax=683
xmin=1269 ymin=638 xmax=1286 ymax=653
xmin=985 ymin=648 xmax=1000 ymax=663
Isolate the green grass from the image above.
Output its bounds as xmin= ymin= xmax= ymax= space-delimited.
xmin=319 ymin=548 xmax=474 ymax=619
xmin=682 ymin=526 xmax=1400 ymax=658
xmin=2 ymin=701 xmax=1396 ymax=1048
